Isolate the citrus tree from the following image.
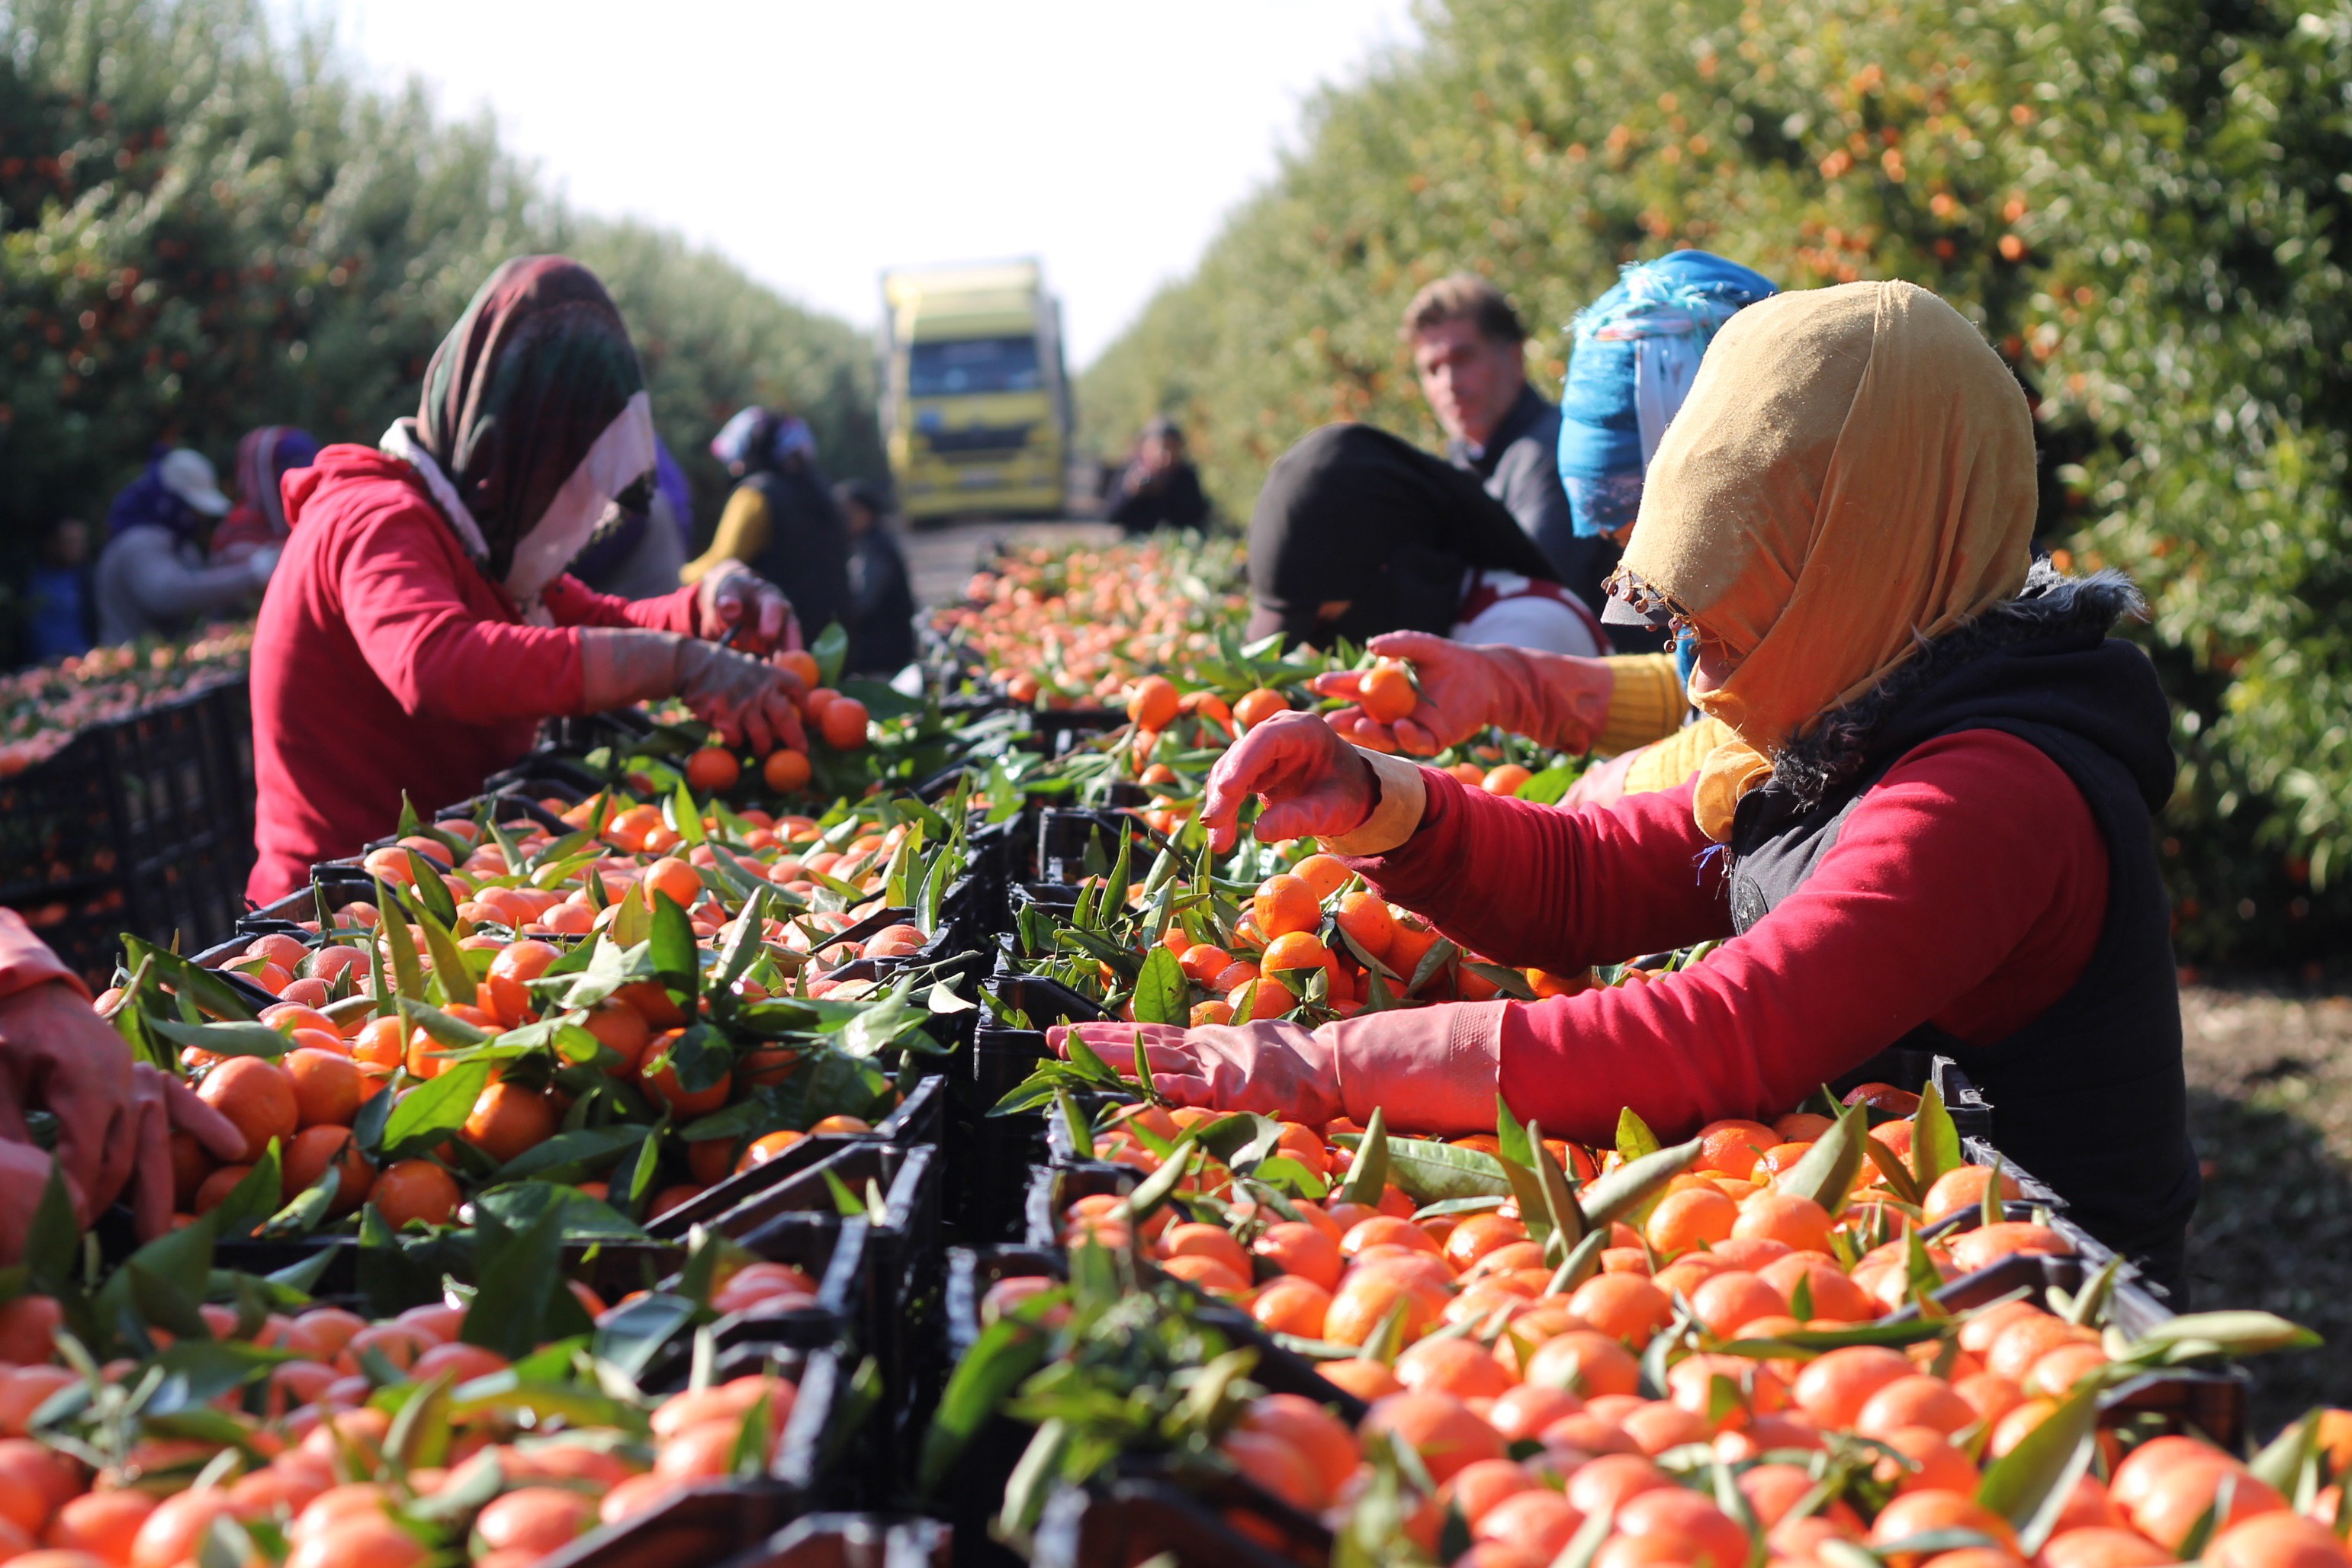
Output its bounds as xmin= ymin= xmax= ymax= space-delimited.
xmin=1082 ymin=0 xmax=2352 ymax=966
xmin=0 ymin=0 xmax=882 ymax=582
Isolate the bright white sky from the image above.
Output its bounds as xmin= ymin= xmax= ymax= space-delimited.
xmin=295 ymin=0 xmax=1420 ymax=366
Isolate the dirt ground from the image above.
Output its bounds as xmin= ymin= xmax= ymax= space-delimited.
xmin=2178 ymin=981 xmax=2352 ymax=1432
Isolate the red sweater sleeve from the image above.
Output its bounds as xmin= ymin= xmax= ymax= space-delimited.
xmin=541 ymin=576 xmax=699 ymax=635
xmin=337 ymin=510 xmax=593 ymax=725
xmin=1342 ymin=767 xmax=1733 ymax=971
xmin=1361 ymin=731 xmax=2108 ymax=1146
xmin=0 ymin=911 xmax=89 ymax=1001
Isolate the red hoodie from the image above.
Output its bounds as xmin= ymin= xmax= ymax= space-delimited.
xmin=246 ymin=445 xmax=699 ymax=903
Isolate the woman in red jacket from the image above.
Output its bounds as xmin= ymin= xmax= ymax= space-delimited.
xmin=248 ymin=258 xmax=808 ymax=901
xmin=1058 ymin=281 xmax=2198 ymax=1284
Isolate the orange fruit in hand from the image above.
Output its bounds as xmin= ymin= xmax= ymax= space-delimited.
xmin=371 ymin=1160 xmax=461 ymax=1229
xmin=762 ymin=749 xmax=812 ymax=793
xmin=818 ymin=697 xmax=869 ymax=750
xmin=461 ymin=1082 xmax=557 ymax=1164
xmin=683 ymin=747 xmax=740 ymax=794
xmin=776 ymin=649 xmax=821 ymax=687
xmin=1126 ymin=675 xmax=1181 ymax=731
xmin=1253 ymin=873 xmax=1321 ymax=938
xmin=1233 ymin=688 xmax=1288 ymax=729
xmin=1359 ymin=660 xmax=1417 ymax=724
xmin=198 ymin=1056 xmax=300 ymax=1162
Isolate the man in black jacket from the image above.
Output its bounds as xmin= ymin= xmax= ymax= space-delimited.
xmin=1102 ymin=416 xmax=1210 ymax=533
xmin=1404 ymin=274 xmax=1617 ymax=623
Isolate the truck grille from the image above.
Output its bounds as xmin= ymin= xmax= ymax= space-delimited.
xmin=923 ymin=423 xmax=1033 ymax=458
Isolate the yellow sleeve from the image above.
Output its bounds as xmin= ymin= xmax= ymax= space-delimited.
xmin=1595 ymin=654 xmax=1688 ymax=755
xmin=679 ymin=486 xmax=770 ymax=584
xmin=1622 ymin=716 xmax=1737 ymax=796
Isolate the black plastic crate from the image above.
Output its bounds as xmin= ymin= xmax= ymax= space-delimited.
xmin=660 ymin=1143 xmax=946 ymax=1493
xmin=940 ymin=1245 xmax=1357 ymax=1568
xmin=0 ymin=679 xmax=259 ymax=984
xmin=535 ymin=1380 xmax=938 ymax=1568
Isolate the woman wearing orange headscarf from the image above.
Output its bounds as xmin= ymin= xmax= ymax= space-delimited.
xmin=1056 ymin=281 xmax=2197 ymax=1282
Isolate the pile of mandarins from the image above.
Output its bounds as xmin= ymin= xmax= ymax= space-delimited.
xmin=992 ymin=1108 xmax=2349 ymax=1568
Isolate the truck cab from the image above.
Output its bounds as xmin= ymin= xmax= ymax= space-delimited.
xmin=881 ymin=261 xmax=1068 ymax=522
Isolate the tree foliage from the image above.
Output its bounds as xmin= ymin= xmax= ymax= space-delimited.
xmin=0 ymin=0 xmax=882 ymax=556
xmin=1082 ymin=0 xmax=2352 ymax=966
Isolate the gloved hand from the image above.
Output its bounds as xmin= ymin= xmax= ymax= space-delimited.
xmin=579 ymin=630 xmax=809 ymax=755
xmin=245 ymin=544 xmax=283 ymax=589
xmin=1053 ymin=1020 xmax=1342 ymax=1126
xmin=1200 ymin=709 xmax=1377 ymax=853
xmin=1312 ymin=631 xmax=1617 ymax=756
xmin=673 ymin=640 xmax=809 ymax=756
xmin=1049 ymin=1001 xmax=1505 ymax=1136
xmin=695 ymin=561 xmax=797 ymax=654
xmin=0 ymin=982 xmax=247 ymax=1240
xmin=1563 ymin=747 xmax=1643 ymax=809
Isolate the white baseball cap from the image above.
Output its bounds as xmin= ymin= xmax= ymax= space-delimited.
xmin=158 ymin=448 xmax=232 ymax=516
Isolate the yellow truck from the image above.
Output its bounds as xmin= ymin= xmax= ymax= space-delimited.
xmin=880 ymin=260 xmax=1069 ymax=521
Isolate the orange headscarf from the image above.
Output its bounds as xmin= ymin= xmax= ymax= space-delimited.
xmin=1611 ymin=281 xmax=2038 ymax=840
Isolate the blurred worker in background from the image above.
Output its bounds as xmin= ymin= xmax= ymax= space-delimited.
xmin=1245 ymin=424 xmax=1605 ymax=657
xmin=1319 ymin=252 xmax=1783 ymax=798
xmin=569 ymin=438 xmax=692 ymax=599
xmin=683 ymin=407 xmax=851 ymax=645
xmin=210 ymin=426 xmax=322 ymax=565
xmin=834 ymin=480 xmax=917 ymax=675
xmin=22 ymin=518 xmax=95 ymax=664
xmin=246 ymin=256 xmax=808 ymax=901
xmin=1405 ymin=274 xmax=1599 ymax=612
xmin=95 ymin=446 xmax=276 ymax=642
xmin=1102 ymin=416 xmax=1210 ymax=533
xmin=0 ymin=909 xmax=244 ymax=1256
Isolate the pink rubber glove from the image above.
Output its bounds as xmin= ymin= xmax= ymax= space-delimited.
xmin=0 ymin=981 xmax=246 ymax=1240
xmin=1049 ymin=1002 xmax=1505 ymax=1136
xmin=1200 ymin=710 xmax=1377 ymax=853
xmin=1312 ymin=631 xmax=1617 ymax=756
xmin=1563 ymin=747 xmax=1642 ymax=809
xmin=694 ymin=560 xmax=798 ymax=654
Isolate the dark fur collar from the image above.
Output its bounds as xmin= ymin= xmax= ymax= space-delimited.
xmin=1770 ymin=561 xmax=2147 ymax=807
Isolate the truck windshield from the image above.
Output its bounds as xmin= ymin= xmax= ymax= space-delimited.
xmin=909 ymin=336 xmax=1041 ymax=397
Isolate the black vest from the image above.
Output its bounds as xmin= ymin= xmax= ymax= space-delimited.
xmin=739 ymin=468 xmax=851 ymax=642
xmin=1724 ymin=570 xmax=2199 ymax=1290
